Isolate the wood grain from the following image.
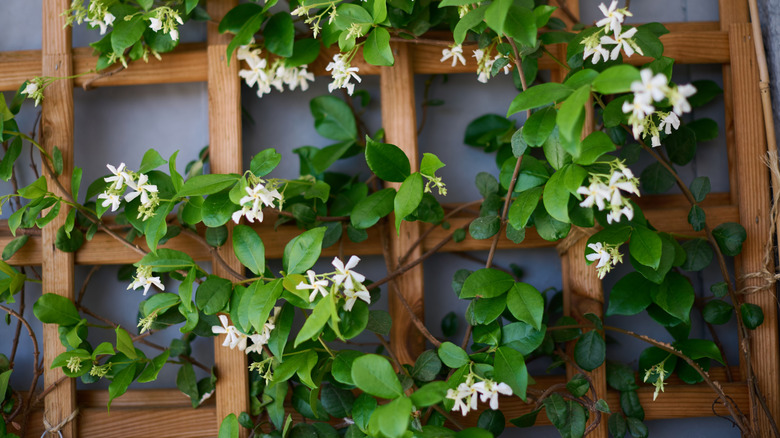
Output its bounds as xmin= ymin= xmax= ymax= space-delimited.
xmin=41 ymin=1 xmax=78 ymax=437
xmin=207 ymin=1 xmax=250 ymax=436
xmin=380 ymin=42 xmax=426 ymax=364
xmin=730 ymin=23 xmax=779 ymax=436
xmin=0 ymin=25 xmax=730 ymax=92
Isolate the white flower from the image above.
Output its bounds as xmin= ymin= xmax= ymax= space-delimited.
xmin=669 ymin=84 xmax=697 ymax=116
xmin=441 ymin=44 xmax=466 ymax=67
xmin=211 ymin=315 xmax=247 ymax=350
xmin=472 ymin=380 xmax=513 ymax=410
xmin=149 ymin=17 xmax=163 ymax=32
xmin=343 ymin=285 xmax=371 ymax=311
xmin=595 ymin=0 xmax=630 ymax=34
xmin=577 ymin=181 xmax=610 ymax=210
xmin=326 ymin=54 xmax=361 ymax=96
xmin=246 ymin=306 xmax=281 ymax=354
xmin=238 ymin=182 xmax=282 ymax=219
xmin=232 ymin=205 xmax=259 ymax=224
xmin=651 ymin=135 xmax=661 ymax=147
xmin=332 ymin=256 xmax=366 ymax=291
xmin=98 ymin=192 xmax=121 ymax=211
xmin=86 ymin=13 xmax=113 ymax=35
xmin=607 ymin=204 xmax=634 ymax=224
xmin=631 ymin=69 xmax=669 ymax=103
xmin=127 ymin=273 xmax=164 ymax=296
xmin=22 ymin=82 xmax=38 ymax=96
xmin=584 ymin=43 xmax=610 ymax=64
xmin=104 ymin=162 xmax=129 ymax=190
xmin=608 ymin=170 xmax=640 ymax=198
xmin=658 ymin=112 xmax=680 ymax=135
xmin=586 ymin=242 xmax=611 ymax=268
xmin=446 ymin=383 xmax=478 ymax=416
xmin=169 ymin=28 xmax=179 ymax=41
xmin=622 ymin=96 xmax=654 ymax=122
xmin=600 ymin=26 xmax=642 ymax=60
xmin=124 ymin=173 xmax=158 ymax=207
xmin=297 ymin=270 xmax=330 ymax=302
xmin=104 ymin=12 xmax=115 ymax=27
xmin=446 ymin=388 xmax=470 ymax=416
xmin=239 ymin=55 xmax=269 ymax=88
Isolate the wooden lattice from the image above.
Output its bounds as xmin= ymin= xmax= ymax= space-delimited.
xmin=0 ymin=0 xmax=777 ymax=436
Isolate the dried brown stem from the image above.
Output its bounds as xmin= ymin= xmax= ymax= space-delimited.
xmin=82 ymin=65 xmax=125 ymax=91
xmin=399 ymin=199 xmax=483 ymax=264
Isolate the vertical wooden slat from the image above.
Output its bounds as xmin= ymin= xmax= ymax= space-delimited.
xmin=730 ymin=23 xmax=779 ymax=436
xmin=560 ymin=101 xmax=607 ymax=437
xmin=41 ymin=1 xmax=77 ymax=437
xmin=719 ymin=0 xmax=748 ymax=205
xmin=207 ymin=1 xmax=249 ymax=436
xmin=380 ymin=42 xmax=425 ymax=364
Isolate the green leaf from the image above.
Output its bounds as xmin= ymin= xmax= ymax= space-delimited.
xmin=115 ymin=327 xmax=138 ymax=359
xmin=309 ymin=96 xmax=356 ymax=141
xmin=507 ymin=83 xmax=572 ymax=116
xmin=702 ymin=300 xmax=733 ymax=325
xmin=394 ymin=172 xmax=423 ymax=231
xmin=504 ymin=1 xmax=537 ymax=46
xmin=453 ymin=4 xmax=487 ymax=45
xmin=250 ymin=148 xmax=282 ymax=177
xmin=411 ymin=350 xmax=442 ymax=382
xmin=680 ymin=238 xmax=712 ymax=271
xmin=264 ymin=12 xmax=294 ymax=57
xmin=606 ymin=361 xmax=638 ymax=391
xmin=2 ymin=235 xmax=28 ymax=261
xmin=367 ymin=396 xmax=411 ymax=438
xmin=249 ymin=280 xmax=283 ymax=333
xmin=640 ymin=162 xmax=675 ymax=194
xmin=363 ymin=28 xmax=394 ymax=66
xmin=544 ymin=393 xmax=586 ymax=438
xmin=226 ymin=12 xmax=264 ymax=61
xmin=607 ymin=272 xmax=655 ymax=316
xmin=177 ymin=362 xmax=200 ymax=408
xmin=494 ymin=346 xmax=528 ymax=401
xmin=195 ymin=275 xmax=232 ymax=314
xmin=626 ymin=417 xmax=648 ymax=438
xmin=469 ymin=215 xmax=500 ymax=240
xmin=576 ymin=131 xmax=616 ymax=165
xmin=609 ymin=413 xmax=627 ymax=438
xmin=108 ymin=364 xmax=135 ymax=410
xmin=574 ymin=331 xmax=605 ymax=371
xmin=688 ymin=204 xmax=706 ymax=232
xmin=218 ymin=414 xmax=239 ymax=438
xmin=712 ymin=222 xmax=747 ymax=256
xmin=139 ymin=149 xmax=167 ymax=173
xmin=556 ymin=85 xmax=590 ymax=143
xmin=218 ymin=3 xmax=264 ymax=34
xmin=145 ymin=201 xmax=175 ymax=253
xmin=484 ymin=0 xmax=512 ymax=35
xmin=294 ymin=296 xmax=333 ymax=346
xmin=286 ymin=38 xmax=320 ymax=67
xmin=0 ymin=136 xmax=22 ymax=181
xmin=688 ymin=80 xmax=723 ymax=108
xmin=232 ymin=225 xmax=265 ymax=275
xmin=688 ymin=118 xmax=719 ymax=142
xmin=136 ymin=248 xmax=195 ymax=272
xmin=664 ymin=126 xmax=697 ymax=165
xmin=52 ymin=146 xmax=63 ymax=175
xmin=629 ymin=226 xmax=663 ymax=269
xmin=177 ymin=174 xmax=239 ymax=198
xmin=112 ymin=15 xmax=146 ymax=54
xmin=55 ymin=226 xmax=84 ymax=253
xmin=351 ymin=354 xmax=403 ymax=399
xmin=283 ymin=227 xmax=326 ymax=274
xmin=460 ymin=268 xmax=514 ymax=298
xmin=651 ymin=272 xmax=694 ymax=323
xmin=365 ymin=139 xmax=411 ymax=183
xmin=508 ymin=187 xmax=542 ymax=229
xmin=33 ymin=293 xmax=81 ymax=326
xmin=478 ymin=410 xmax=505 ymax=437
xmin=741 ymin=303 xmax=764 ymax=330
xmin=437 ymin=342 xmax=469 ymax=368
xmin=410 ymin=381 xmax=449 ymax=407
xmin=506 ymin=282 xmax=544 ymax=330
xmin=592 ymin=65 xmax=641 ymax=94
xmin=421 ymin=153 xmax=445 ymax=177
xmin=523 ymin=107 xmax=557 ymax=147
xmin=675 ymin=339 xmax=724 ymax=364
xmin=566 ymin=374 xmax=590 ymax=397
xmin=351 ymin=188 xmax=396 ymax=229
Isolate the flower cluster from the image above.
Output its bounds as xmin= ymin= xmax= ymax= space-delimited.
xmin=84 ymin=1 xmax=115 ymax=35
xmin=582 ymin=1 xmax=642 ymax=64
xmin=577 ymin=160 xmax=640 ymax=224
xmin=231 ymin=178 xmax=283 ymax=224
xmin=326 ymin=52 xmax=362 ymax=96
xmin=238 ymin=44 xmax=315 ymax=98
xmin=98 ymin=162 xmax=160 ymax=220
xmin=291 ymin=1 xmax=338 ymax=38
xmin=446 ymin=372 xmax=513 ymax=416
xmin=440 ymin=44 xmax=511 ymax=84
xmin=128 ymin=265 xmax=165 ymax=296
xmin=643 ymin=358 xmax=670 ymax=401
xmin=211 ymin=307 xmax=280 ymax=354
xmin=21 ymin=78 xmax=45 ymax=107
xmin=586 ymin=242 xmax=623 ymax=279
xmin=148 ymin=7 xmax=184 ymax=41
xmin=296 ymin=256 xmax=371 ymax=311
xmin=622 ymin=69 xmax=696 ymax=146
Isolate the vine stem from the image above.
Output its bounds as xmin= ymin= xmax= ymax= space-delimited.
xmin=0 ymin=304 xmax=41 ymax=437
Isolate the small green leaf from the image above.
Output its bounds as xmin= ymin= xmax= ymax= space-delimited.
xmin=283 ymin=227 xmax=326 ymax=274
xmin=250 ymin=148 xmax=282 ymax=177
xmin=218 ymin=413 xmax=239 ymax=438
xmin=702 ymin=300 xmax=733 ymax=325
xmin=494 ymin=346 xmax=528 ymax=400
xmin=115 ymin=327 xmax=138 ymax=359
xmin=712 ymin=222 xmax=747 ymax=256
xmin=629 ymin=226 xmax=663 ymax=269
xmin=139 ymin=149 xmax=167 ymax=173
xmin=365 ymin=139 xmax=411 ymax=183
xmin=33 ymin=293 xmax=81 ymax=326
xmin=508 ymin=83 xmax=572 ymax=116
xmin=506 ymin=282 xmax=544 ymax=330
xmin=232 ymin=225 xmax=265 ymax=275
xmin=592 ymin=65 xmax=641 ymax=94
xmin=351 ymin=354 xmax=403 ymax=399
xmin=2 ymin=235 xmax=28 ymax=261
xmin=195 ymin=275 xmax=232 ymax=314
xmin=460 ymin=268 xmax=514 ymax=298
xmin=437 ymin=342 xmax=469 ymax=368
xmin=574 ymin=331 xmax=605 ymax=371
xmin=741 ymin=303 xmax=764 ymax=330
xmin=394 ymin=173 xmax=423 ymax=231
xmin=351 ymin=188 xmax=395 ymax=229
xmin=264 ymin=12 xmax=295 ymax=57
xmin=363 ymin=28 xmax=394 ymax=66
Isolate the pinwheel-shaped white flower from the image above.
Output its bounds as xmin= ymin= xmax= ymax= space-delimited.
xmin=586 ymin=242 xmax=611 ymax=268
xmin=473 ymin=380 xmax=513 ymax=410
xmin=441 ymin=44 xmax=466 ymax=67
xmin=607 ymin=204 xmax=634 ymax=224
xmin=332 ymin=256 xmax=366 ymax=291
xmin=669 ymin=84 xmax=697 ymax=116
xmin=608 ymin=171 xmax=640 ymax=199
xmin=127 ymin=273 xmax=165 ymax=296
xmin=631 ymin=69 xmax=669 ymax=103
xmin=584 ymin=43 xmax=610 ymax=64
xmin=446 ymin=383 xmax=478 ymax=416
xmin=98 ymin=192 xmax=121 ymax=212
xmin=343 ymin=285 xmax=371 ymax=311
xmin=211 ymin=315 xmax=247 ymax=350
xmin=125 ymin=173 xmax=158 ymax=207
xmin=297 ymin=270 xmax=330 ymax=302
xmin=104 ymin=162 xmax=129 ymax=190
xmin=577 ymin=181 xmax=610 ymax=210
xmin=600 ymin=27 xmax=641 ymax=60
xmin=326 ymin=54 xmax=361 ymax=96
xmin=658 ymin=112 xmax=680 ymax=135
xmin=596 ymin=0 xmax=631 ymax=34
xmin=232 ymin=205 xmax=260 ymax=224
xmin=149 ymin=17 xmax=163 ymax=32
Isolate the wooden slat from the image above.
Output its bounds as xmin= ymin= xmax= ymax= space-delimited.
xmin=0 ymin=25 xmax=730 ymax=92
xmin=0 ymin=200 xmax=739 ymax=266
xmin=380 ymin=42 xmax=426 ymax=364
xmin=15 ymin=375 xmax=748 ymax=437
xmin=730 ymin=23 xmax=780 ymax=435
xmin=207 ymin=0 xmax=250 ymax=436
xmin=720 ymin=0 xmax=747 ymax=205
xmin=40 ymin=1 xmax=78 ymax=437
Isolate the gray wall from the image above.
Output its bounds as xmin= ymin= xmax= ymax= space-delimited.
xmin=0 ymin=0 xmax=752 ymax=436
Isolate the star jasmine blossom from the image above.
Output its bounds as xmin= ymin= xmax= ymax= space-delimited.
xmin=586 ymin=242 xmax=623 ymax=278
xmin=441 ymin=44 xmax=466 ymax=67
xmin=332 ymin=256 xmax=366 ymax=291
xmin=128 ymin=265 xmax=165 ymax=296
xmin=343 ymin=285 xmax=371 ymax=311
xmin=326 ymin=53 xmax=361 ymax=95
xmin=297 ymin=270 xmax=330 ymax=302
xmin=600 ymin=26 xmax=642 ymax=60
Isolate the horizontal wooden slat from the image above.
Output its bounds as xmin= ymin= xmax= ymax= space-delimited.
xmin=0 ymin=24 xmax=729 ymax=91
xmin=0 ymin=195 xmax=738 ymax=266
xmin=16 ymin=371 xmax=747 ymax=437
